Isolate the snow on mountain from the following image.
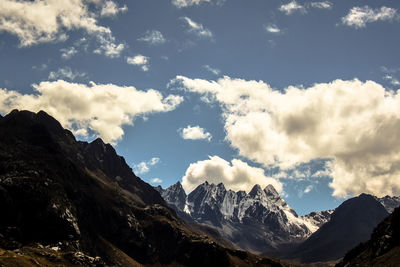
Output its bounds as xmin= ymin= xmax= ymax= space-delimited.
xmin=156 ymin=181 xmax=332 ymax=253
xmin=300 ymin=210 xmax=334 ymax=232
xmin=375 ymin=195 xmax=400 ymax=213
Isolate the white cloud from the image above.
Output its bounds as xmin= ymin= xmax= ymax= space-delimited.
xmin=60 ymin=46 xmax=78 ymax=60
xmin=179 ymin=125 xmax=212 ymax=141
xmin=310 ymin=1 xmax=332 ymax=10
xmin=182 ymin=17 xmax=213 ymax=38
xmin=0 ymin=0 xmax=124 ymax=57
xmin=182 ymin=156 xmax=283 ymax=193
xmin=93 ymin=34 xmax=125 ymax=58
xmin=172 ymin=0 xmax=211 ymax=8
xmin=342 ymin=6 xmax=398 ymax=29
xmin=203 ymin=65 xmax=220 ymax=75
xmin=173 ymin=76 xmax=400 ymax=198
xmin=100 ymin=0 xmax=127 ymax=17
xmin=138 ymin=30 xmax=166 ymax=45
xmin=151 ymin=178 xmax=163 ymax=184
xmin=304 ymin=185 xmax=313 ymax=194
xmin=127 ymin=55 xmax=150 ymax=72
xmin=383 ymin=75 xmax=400 ymax=86
xmin=279 ymin=1 xmax=306 ymax=15
xmin=48 ymin=67 xmax=86 ymax=81
xmin=265 ymin=24 xmax=281 ymax=33
xmin=0 ymin=80 xmax=183 ymax=144
xmin=133 ymin=157 xmax=161 ymax=175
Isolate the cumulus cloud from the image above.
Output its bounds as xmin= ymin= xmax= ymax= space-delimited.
xmin=100 ymin=0 xmax=127 ymax=17
xmin=127 ymin=55 xmax=150 ymax=72
xmin=138 ymin=30 xmax=166 ymax=45
xmin=203 ymin=65 xmax=220 ymax=75
xmin=182 ymin=156 xmax=283 ymax=193
xmin=179 ymin=125 xmax=212 ymax=141
xmin=310 ymin=1 xmax=332 ymax=10
xmin=0 ymin=0 xmax=125 ymax=57
xmin=48 ymin=67 xmax=86 ymax=81
xmin=265 ymin=24 xmax=281 ymax=34
xmin=0 ymin=80 xmax=183 ymax=144
xmin=133 ymin=157 xmax=161 ymax=175
xmin=279 ymin=1 xmax=306 ymax=15
xmin=172 ymin=0 xmax=211 ymax=8
xmin=342 ymin=6 xmax=398 ymax=29
xmin=173 ymin=75 xmax=400 ymax=198
xmin=182 ymin=17 xmax=213 ymax=38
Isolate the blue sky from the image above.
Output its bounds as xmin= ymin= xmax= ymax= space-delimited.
xmin=1 ymin=0 xmax=400 ymax=214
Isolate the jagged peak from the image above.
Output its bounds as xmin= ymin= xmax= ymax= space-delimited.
xmin=88 ymin=137 xmax=115 ymax=154
xmin=217 ymin=182 xmax=225 ymax=190
xmin=249 ymin=184 xmax=264 ymax=197
xmin=169 ymin=181 xmax=184 ymax=191
xmin=264 ymin=184 xmax=279 ymax=197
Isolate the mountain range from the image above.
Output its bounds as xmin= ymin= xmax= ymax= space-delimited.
xmin=156 ymin=181 xmax=400 ymax=262
xmin=0 ymin=110 xmax=282 ymax=266
xmin=1 ymin=109 xmax=399 ymax=266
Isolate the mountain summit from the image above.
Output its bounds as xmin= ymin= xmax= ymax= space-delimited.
xmin=157 ymin=181 xmax=330 ymax=254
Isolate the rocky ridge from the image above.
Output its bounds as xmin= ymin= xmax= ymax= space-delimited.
xmin=157 ymin=181 xmax=331 ymax=254
xmin=0 ymin=110 xmax=282 ymax=267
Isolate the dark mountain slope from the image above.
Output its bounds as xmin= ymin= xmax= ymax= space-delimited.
xmin=336 ymin=206 xmax=400 ymax=267
xmin=0 ymin=110 xmax=281 ymax=267
xmin=287 ymin=193 xmax=389 ymax=263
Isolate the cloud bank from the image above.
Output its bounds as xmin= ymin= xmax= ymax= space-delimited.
xmin=0 ymin=80 xmax=183 ymax=144
xmin=174 ymin=75 xmax=400 ymax=198
xmin=182 ymin=156 xmax=283 ymax=193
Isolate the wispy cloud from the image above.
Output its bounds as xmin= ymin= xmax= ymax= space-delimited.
xmin=48 ymin=67 xmax=86 ymax=81
xmin=203 ymin=65 xmax=220 ymax=75
xmin=264 ymin=24 xmax=281 ymax=34
xmin=138 ymin=30 xmax=166 ymax=45
xmin=60 ymin=46 xmax=78 ymax=60
xmin=172 ymin=0 xmax=211 ymax=8
xmin=133 ymin=157 xmax=161 ymax=175
xmin=182 ymin=17 xmax=213 ymax=39
xmin=279 ymin=1 xmax=306 ymax=15
xmin=310 ymin=1 xmax=332 ymax=10
xmin=100 ymin=0 xmax=127 ymax=17
xmin=341 ymin=6 xmax=398 ymax=29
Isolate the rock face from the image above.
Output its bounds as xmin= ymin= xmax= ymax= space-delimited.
xmin=0 ymin=110 xmax=282 ymax=267
xmin=287 ymin=193 xmax=390 ymax=263
xmin=158 ymin=181 xmax=329 ymax=254
xmin=336 ymin=206 xmax=400 ymax=267
xmin=376 ymin=195 xmax=400 ymax=213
